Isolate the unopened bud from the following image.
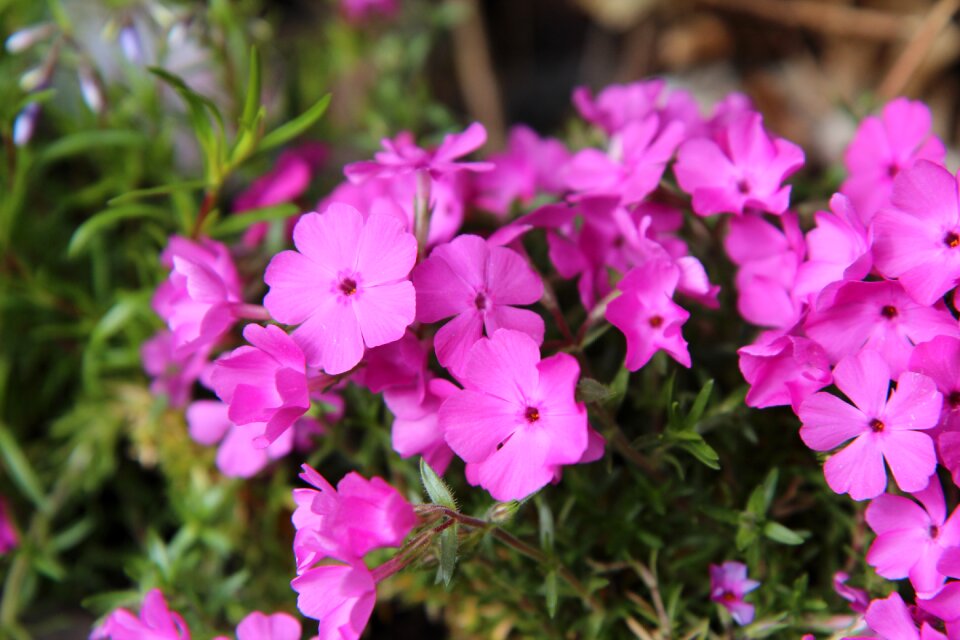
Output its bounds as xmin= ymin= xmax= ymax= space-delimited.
xmin=78 ymin=66 xmax=105 ymax=114
xmin=19 ymin=66 xmax=47 ymax=92
xmin=13 ymin=103 xmax=41 ymax=146
xmin=488 ymin=500 xmax=520 ymax=523
xmin=119 ymin=25 xmax=143 ymax=64
xmin=5 ymin=23 xmax=55 ymax=53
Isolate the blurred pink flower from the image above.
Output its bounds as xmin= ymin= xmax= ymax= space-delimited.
xmin=91 ymin=589 xmax=190 ymax=640
xmin=291 ymin=561 xmax=376 ymax=640
xmin=709 ymin=561 xmax=759 ymax=625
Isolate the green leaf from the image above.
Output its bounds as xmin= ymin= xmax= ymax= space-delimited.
xmin=207 ymin=203 xmax=298 ymax=237
xmin=240 ymin=46 xmax=262 ymax=130
xmin=537 ymin=497 xmax=554 ymax=552
xmin=259 ymin=94 xmax=331 ymax=152
xmin=735 ymin=522 xmax=757 ymax=551
xmin=763 ymin=521 xmax=805 ymax=546
xmin=37 ymin=130 xmax=147 ymax=165
xmin=684 ymin=379 xmax=714 ymax=429
xmin=420 ymin=458 xmax=457 ymax=510
xmin=544 ymin=569 xmax=559 ymax=618
xmin=107 ymin=180 xmax=206 ymax=205
xmin=437 ymin=523 xmax=458 ymax=588
xmin=678 ymin=438 xmax=720 ymax=470
xmin=747 ymin=469 xmax=778 ymax=517
xmin=575 ymin=378 xmax=612 ymax=404
xmin=68 ymin=205 xmax=169 ymax=257
xmin=0 ymin=423 xmax=48 ymax=510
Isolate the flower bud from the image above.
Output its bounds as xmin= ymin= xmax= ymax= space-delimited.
xmin=78 ymin=66 xmax=105 ymax=114
xmin=13 ymin=103 xmax=41 ymax=146
xmin=5 ymin=23 xmax=55 ymax=54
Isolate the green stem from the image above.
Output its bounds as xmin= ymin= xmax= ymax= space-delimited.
xmin=414 ymin=170 xmax=432 ymax=260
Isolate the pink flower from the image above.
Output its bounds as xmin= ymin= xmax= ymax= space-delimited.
xmin=833 ymin=571 xmax=869 ymax=614
xmin=0 ymin=497 xmax=18 ymax=555
xmin=563 ymin=115 xmax=685 ymax=204
xmin=605 ymin=258 xmax=691 ymax=371
xmin=866 ymin=477 xmax=960 ymax=597
xmin=340 ymin=0 xmax=398 ymax=22
xmin=354 ymin=330 xmax=428 ymax=398
xmin=412 ymin=234 xmax=544 ymax=375
xmin=803 ymin=280 xmax=960 ymax=376
xmin=674 ymin=111 xmax=804 ymax=216
xmin=213 ymin=612 xmax=302 ymax=640
xmin=141 ymin=330 xmax=210 ymax=408
xmin=291 ymin=561 xmax=376 ymax=640
xmin=910 ymin=336 xmax=960 ymax=433
xmin=472 ymin=125 xmax=569 ymax=216
xmin=439 ymin=329 xmax=593 ymax=501
xmin=209 ymin=324 xmax=310 ymax=447
xmin=344 ymin=123 xmax=492 ymax=183
xmin=91 ymin=589 xmax=190 ymax=640
xmin=872 ymin=160 xmax=960 ymax=305
xmin=264 ymin=204 xmax=417 ymax=374
xmin=738 ymin=332 xmax=832 ymax=411
xmin=292 ymin=464 xmax=416 ymax=568
xmin=798 ymin=349 xmax=942 ymax=500
xmin=151 ymin=236 xmax=243 ymax=355
xmin=864 ymin=592 xmax=949 ymax=640
xmin=233 ymin=143 xmax=327 ymax=248
xmin=709 ymin=561 xmax=759 ymax=625
xmin=384 ymin=377 xmax=458 ymax=474
xmin=842 ymin=98 xmax=945 ymax=222
xmin=572 ymin=79 xmax=702 ymax=136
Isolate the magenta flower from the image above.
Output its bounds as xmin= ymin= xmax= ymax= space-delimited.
xmin=355 ymin=330 xmax=428 ymax=398
xmin=384 ymin=377 xmax=458 ymax=474
xmin=872 ymin=160 xmax=960 ymax=305
xmin=572 ymin=79 xmax=702 ymax=136
xmin=798 ymin=349 xmax=942 ymax=500
xmin=865 ymin=592 xmax=950 ymax=640
xmin=709 ymin=561 xmax=759 ymax=625
xmin=439 ymin=329 xmax=592 ymax=501
xmin=91 ymin=589 xmax=190 ymax=640
xmin=910 ymin=338 xmax=960 ymax=468
xmin=0 ymin=497 xmax=17 ymax=555
xmin=292 ymin=464 xmax=416 ymax=568
xmin=291 ymin=560 xmax=376 ymax=640
xmin=803 ymin=279 xmax=960 ymax=376
xmin=412 ymin=234 xmax=544 ymax=375
xmin=209 ymin=324 xmax=310 ymax=447
xmin=738 ymin=332 xmax=832 ymax=411
xmin=832 ymin=571 xmax=869 ymax=613
xmin=866 ymin=477 xmax=960 ymax=597
xmin=264 ymin=204 xmax=417 ymax=374
xmin=151 ymin=236 xmax=243 ymax=355
xmin=606 ymin=258 xmax=691 ymax=371
xmin=187 ymin=400 xmax=293 ymax=477
xmin=674 ymin=111 xmax=804 ymax=216
xmin=340 ymin=0 xmax=398 ymax=22
xmin=215 ymin=611 xmax=302 ymax=640
xmin=563 ymin=115 xmax=685 ymax=204
xmin=141 ymin=330 xmax=211 ymax=408
xmin=842 ymin=97 xmax=945 ymax=221
xmin=344 ymin=123 xmax=493 ymax=183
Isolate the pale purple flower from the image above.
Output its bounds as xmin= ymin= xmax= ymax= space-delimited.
xmin=709 ymin=561 xmax=759 ymax=625
xmin=439 ymin=329 xmax=592 ymax=501
xmin=674 ymin=111 xmax=804 ymax=216
xmin=291 ymin=560 xmax=376 ymax=640
xmin=872 ymin=160 xmax=960 ymax=305
xmin=412 ymin=234 xmax=544 ymax=375
xmin=866 ymin=477 xmax=960 ymax=597
xmin=605 ymin=258 xmax=691 ymax=371
xmin=344 ymin=123 xmax=492 ymax=183
xmin=798 ymin=349 xmax=942 ymax=500
xmin=209 ymin=324 xmax=310 ymax=447
xmin=264 ymin=204 xmax=417 ymax=374
xmin=842 ymin=97 xmax=945 ymax=222
xmin=738 ymin=331 xmax=832 ymax=411
xmin=803 ymin=279 xmax=960 ymax=376
xmin=91 ymin=589 xmax=190 ymax=640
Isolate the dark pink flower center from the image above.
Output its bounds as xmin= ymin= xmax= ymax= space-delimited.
xmin=474 ymin=291 xmax=488 ymax=311
xmin=869 ymin=418 xmax=885 ymax=432
xmin=949 ymin=391 xmax=960 ymax=408
xmin=524 ymin=406 xmax=541 ymax=423
xmin=721 ymin=591 xmax=737 ymax=602
xmin=736 ymin=179 xmax=750 ymax=194
xmin=930 ymin=524 xmax=941 ymax=539
xmin=648 ymin=315 xmax=663 ymax=328
xmin=944 ymin=231 xmax=960 ymax=249
xmin=887 ymin=163 xmax=900 ymax=179
xmin=880 ymin=305 xmax=898 ymax=319
xmin=339 ymin=278 xmax=358 ymax=296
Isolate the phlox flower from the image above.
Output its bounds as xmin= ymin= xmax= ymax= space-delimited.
xmin=264 ymin=204 xmax=417 ymax=374
xmin=563 ymin=115 xmax=685 ymax=205
xmin=439 ymin=329 xmax=593 ymax=501
xmin=151 ymin=236 xmax=243 ymax=355
xmin=605 ymin=258 xmax=691 ymax=371
xmin=832 ymin=571 xmax=869 ymax=613
xmin=803 ymin=279 xmax=960 ymax=376
xmin=340 ymin=0 xmax=398 ymax=22
xmin=872 ymin=160 xmax=960 ymax=305
xmin=866 ymin=477 xmax=960 ymax=597
xmin=709 ymin=561 xmax=759 ymax=625
xmin=737 ymin=331 xmax=832 ymax=411
xmin=572 ymin=79 xmax=702 ymax=136
xmin=344 ymin=123 xmax=493 ymax=183
xmin=412 ymin=234 xmax=544 ymax=375
xmin=212 ymin=611 xmax=302 ymax=640
xmin=0 ymin=497 xmax=17 ymax=554
xmin=91 ymin=589 xmax=190 ymax=640
xmin=472 ymin=125 xmax=569 ymax=216
xmin=920 ymin=552 xmax=960 ymax=626
xmin=354 ymin=330 xmax=428 ymax=398
xmin=910 ymin=337 xmax=960 ymax=487
xmin=233 ymin=143 xmax=327 ymax=248
xmin=798 ymin=349 xmax=942 ymax=500
xmin=674 ymin=111 xmax=804 ymax=217
xmin=842 ymin=97 xmax=945 ymax=222
xmin=209 ymin=324 xmax=310 ymax=447
xmin=862 ymin=592 xmax=954 ymax=640
xmin=292 ymin=464 xmax=416 ymax=568
xmin=291 ymin=560 xmax=376 ymax=640
xmin=141 ymin=330 xmax=211 ymax=408
xmin=384 ymin=377 xmax=458 ymax=474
